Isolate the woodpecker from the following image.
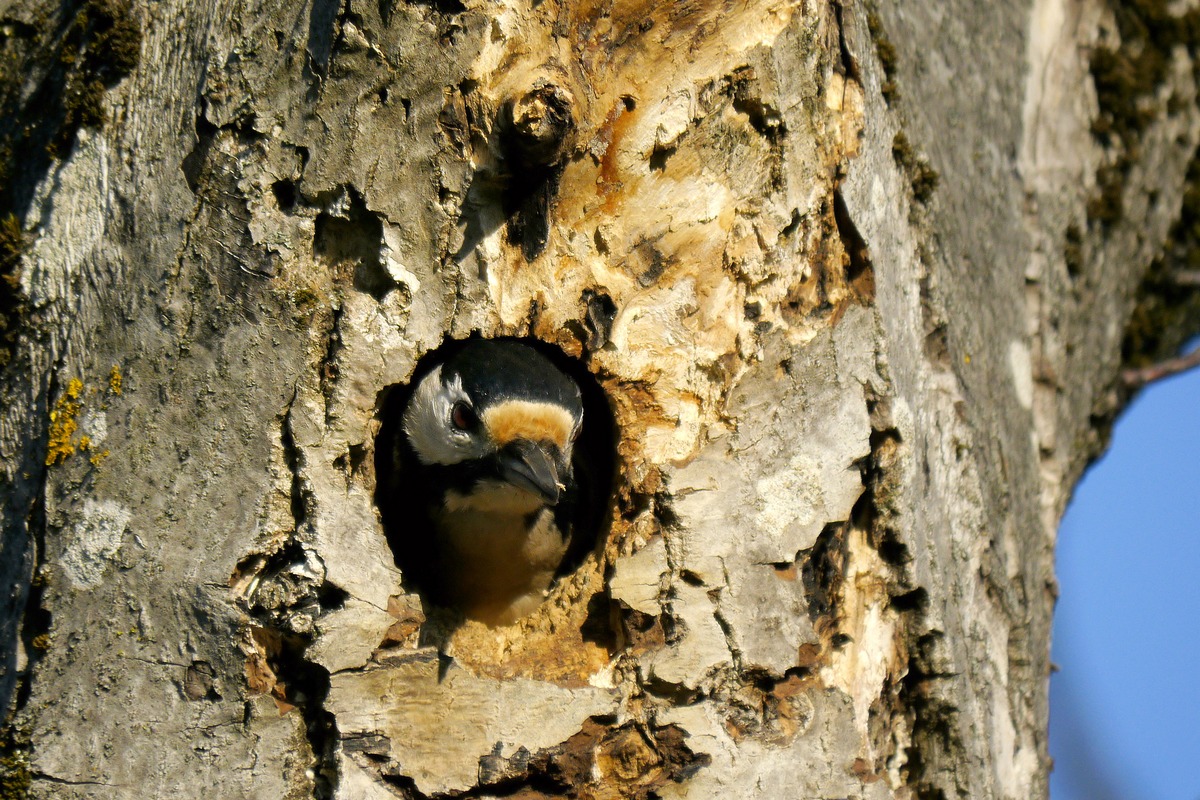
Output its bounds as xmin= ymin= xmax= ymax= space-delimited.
xmin=398 ymin=339 xmax=587 ymax=625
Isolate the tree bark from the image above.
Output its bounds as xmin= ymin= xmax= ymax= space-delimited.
xmin=1 ymin=0 xmax=1197 ymax=797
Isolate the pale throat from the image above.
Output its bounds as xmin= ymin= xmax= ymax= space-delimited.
xmin=443 ymin=481 xmax=547 ymax=515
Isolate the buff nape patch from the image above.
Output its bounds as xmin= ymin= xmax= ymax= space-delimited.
xmin=482 ymin=400 xmax=576 ymax=448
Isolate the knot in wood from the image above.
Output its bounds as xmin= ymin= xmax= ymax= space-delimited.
xmin=507 ymin=82 xmax=575 ymax=167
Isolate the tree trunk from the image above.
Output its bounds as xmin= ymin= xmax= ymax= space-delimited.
xmin=2 ymin=0 xmax=1197 ymax=797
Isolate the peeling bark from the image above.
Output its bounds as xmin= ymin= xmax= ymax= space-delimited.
xmin=2 ymin=0 xmax=1199 ymax=798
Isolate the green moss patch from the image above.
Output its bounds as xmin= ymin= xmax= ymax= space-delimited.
xmin=0 ymin=214 xmax=26 ymax=371
xmin=1086 ymin=2 xmax=1200 ymax=367
xmin=0 ymin=746 xmax=30 ymax=800
xmin=891 ymin=131 xmax=939 ymax=206
xmin=0 ymin=0 xmax=142 ymax=222
xmin=1122 ymin=146 xmax=1200 ymax=367
xmin=866 ymin=10 xmax=899 ymax=104
xmin=56 ymin=0 xmax=142 ymax=149
xmin=1087 ymin=0 xmax=1200 ymax=231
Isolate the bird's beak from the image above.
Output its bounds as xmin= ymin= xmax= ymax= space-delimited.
xmin=497 ymin=440 xmax=564 ymax=505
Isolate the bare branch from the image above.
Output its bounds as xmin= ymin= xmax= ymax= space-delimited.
xmin=1171 ymin=270 xmax=1200 ymax=287
xmin=1122 ymin=348 xmax=1200 ymax=388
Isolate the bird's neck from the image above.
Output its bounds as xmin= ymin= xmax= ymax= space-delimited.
xmin=442 ymin=480 xmax=545 ymax=514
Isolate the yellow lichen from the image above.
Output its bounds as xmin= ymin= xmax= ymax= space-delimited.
xmin=45 ymin=370 xmax=119 ymax=465
xmin=45 ymin=378 xmax=84 ymax=465
xmin=30 ymin=634 xmax=50 ymax=651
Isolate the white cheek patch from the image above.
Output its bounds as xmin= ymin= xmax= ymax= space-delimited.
xmin=402 ymin=367 xmax=490 ymax=465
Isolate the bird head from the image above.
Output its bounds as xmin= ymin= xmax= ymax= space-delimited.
xmin=401 ymin=339 xmax=583 ymax=508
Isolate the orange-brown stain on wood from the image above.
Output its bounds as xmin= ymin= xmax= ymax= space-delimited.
xmin=596 ymin=96 xmax=637 ymax=202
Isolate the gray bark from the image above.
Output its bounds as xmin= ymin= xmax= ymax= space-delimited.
xmin=1 ymin=0 xmax=1196 ymax=797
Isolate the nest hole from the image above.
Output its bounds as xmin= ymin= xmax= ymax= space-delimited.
xmin=373 ymin=335 xmax=617 ymax=629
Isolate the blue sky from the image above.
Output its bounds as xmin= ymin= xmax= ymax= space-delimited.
xmin=1049 ymin=360 xmax=1200 ymax=800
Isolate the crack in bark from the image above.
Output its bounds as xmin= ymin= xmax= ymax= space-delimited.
xmin=317 ymin=299 xmax=344 ymax=429
xmin=228 ymin=392 xmax=343 ymax=798
xmin=831 ymin=0 xmax=861 ymax=83
xmin=858 ymin=393 xmax=964 ymax=795
xmin=31 ymin=771 xmax=120 ymax=787
xmin=117 ymin=654 xmax=189 ymax=668
xmin=188 ymin=719 xmax=245 ymax=733
xmin=282 ymin=387 xmax=313 ymax=528
xmin=1 ymin=367 xmax=58 ymax=780
xmin=709 ymin=558 xmax=744 ymax=672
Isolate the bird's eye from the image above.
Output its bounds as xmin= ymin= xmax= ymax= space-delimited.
xmin=450 ymin=401 xmax=477 ymax=431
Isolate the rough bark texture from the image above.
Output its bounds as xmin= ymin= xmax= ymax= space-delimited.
xmin=1 ymin=0 xmax=1198 ymax=798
